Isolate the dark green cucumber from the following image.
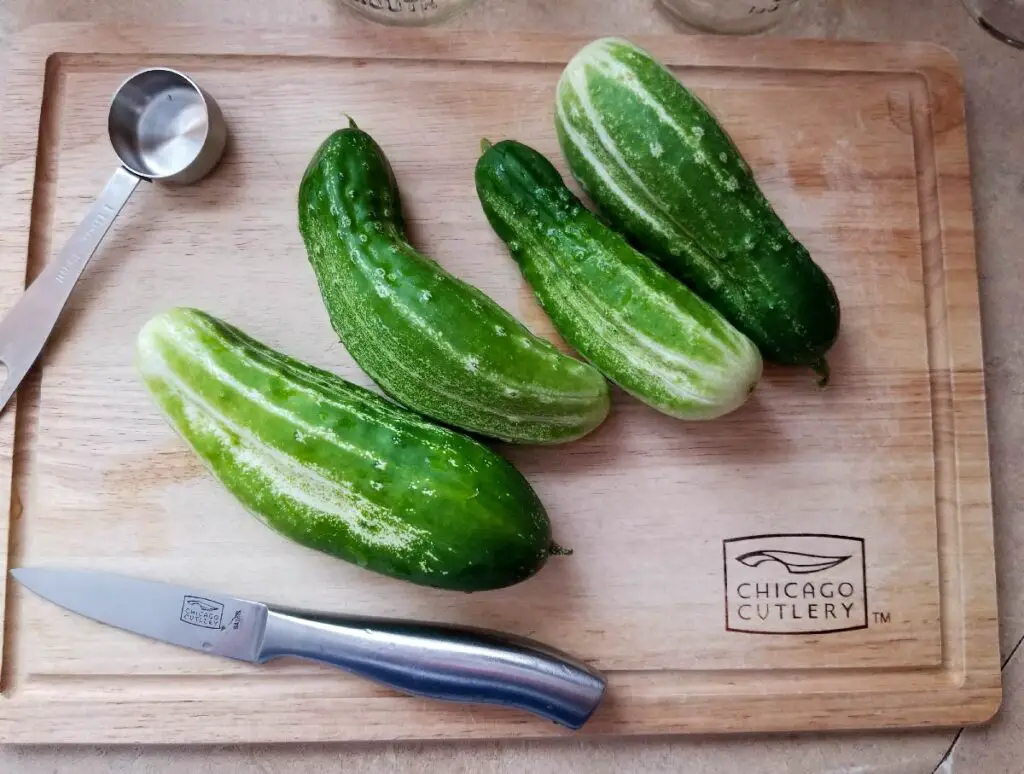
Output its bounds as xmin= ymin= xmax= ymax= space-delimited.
xmin=298 ymin=121 xmax=610 ymax=444
xmin=476 ymin=140 xmax=762 ymax=420
xmin=137 ymin=308 xmax=555 ymax=592
xmin=556 ymin=38 xmax=840 ymax=379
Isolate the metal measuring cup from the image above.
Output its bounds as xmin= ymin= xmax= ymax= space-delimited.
xmin=0 ymin=67 xmax=227 ymax=412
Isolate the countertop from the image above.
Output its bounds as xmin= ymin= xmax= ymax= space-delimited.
xmin=1 ymin=1 xmax=1021 ymax=771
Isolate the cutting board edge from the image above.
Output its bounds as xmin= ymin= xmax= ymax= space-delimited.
xmin=5 ymin=23 xmax=971 ymax=81
xmin=0 ymin=674 xmax=1002 ymax=743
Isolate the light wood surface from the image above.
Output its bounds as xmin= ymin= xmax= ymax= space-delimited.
xmin=0 ymin=24 xmax=999 ymax=743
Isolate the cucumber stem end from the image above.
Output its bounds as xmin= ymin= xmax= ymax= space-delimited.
xmin=549 ymin=542 xmax=573 ymax=557
xmin=812 ymin=359 xmax=830 ymax=388
xmin=480 ymin=138 xmax=493 ymax=153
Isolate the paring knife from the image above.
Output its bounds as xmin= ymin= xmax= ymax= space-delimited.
xmin=10 ymin=568 xmax=606 ymax=729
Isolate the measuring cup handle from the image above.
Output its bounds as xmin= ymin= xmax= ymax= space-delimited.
xmin=0 ymin=167 xmax=141 ymax=413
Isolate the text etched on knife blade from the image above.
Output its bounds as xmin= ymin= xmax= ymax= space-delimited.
xmin=180 ymin=596 xmax=225 ymax=629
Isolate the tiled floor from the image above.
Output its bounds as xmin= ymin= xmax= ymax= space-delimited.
xmin=1 ymin=1 xmax=1022 ymax=771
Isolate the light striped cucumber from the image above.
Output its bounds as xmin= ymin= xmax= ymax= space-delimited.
xmin=475 ymin=140 xmax=762 ymax=420
xmin=556 ymin=38 xmax=841 ymax=380
xmin=137 ymin=308 xmax=555 ymax=592
xmin=298 ymin=121 xmax=610 ymax=444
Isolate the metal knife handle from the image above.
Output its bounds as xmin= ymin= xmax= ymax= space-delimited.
xmin=0 ymin=167 xmax=140 ymax=412
xmin=257 ymin=607 xmax=607 ymax=729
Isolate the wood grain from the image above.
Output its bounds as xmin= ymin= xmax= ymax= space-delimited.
xmin=0 ymin=24 xmax=999 ymax=742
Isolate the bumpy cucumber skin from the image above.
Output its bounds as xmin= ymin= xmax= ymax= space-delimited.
xmin=137 ymin=308 xmax=554 ymax=592
xmin=298 ymin=123 xmax=610 ymax=444
xmin=556 ymin=37 xmax=840 ymax=375
xmin=475 ymin=140 xmax=762 ymax=421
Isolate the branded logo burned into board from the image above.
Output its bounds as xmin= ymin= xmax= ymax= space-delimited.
xmin=723 ymin=534 xmax=868 ymax=635
xmin=179 ymin=596 xmax=225 ymax=630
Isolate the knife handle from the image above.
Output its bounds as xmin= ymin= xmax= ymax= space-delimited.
xmin=256 ymin=606 xmax=606 ymax=729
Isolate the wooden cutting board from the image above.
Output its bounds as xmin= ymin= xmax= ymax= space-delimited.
xmin=0 ymin=24 xmax=999 ymax=743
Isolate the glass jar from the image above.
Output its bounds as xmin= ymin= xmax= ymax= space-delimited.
xmin=340 ymin=0 xmax=479 ymax=26
xmin=659 ymin=0 xmax=803 ymax=35
xmin=961 ymin=0 xmax=1024 ymax=48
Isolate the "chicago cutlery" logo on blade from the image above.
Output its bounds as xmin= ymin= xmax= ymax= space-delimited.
xmin=723 ymin=534 xmax=868 ymax=635
xmin=180 ymin=596 xmax=225 ymax=629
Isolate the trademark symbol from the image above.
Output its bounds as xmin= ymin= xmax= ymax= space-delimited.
xmin=872 ymin=611 xmax=891 ymax=624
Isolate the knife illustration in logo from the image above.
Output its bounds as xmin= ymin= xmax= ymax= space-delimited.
xmin=735 ymin=549 xmax=851 ymax=575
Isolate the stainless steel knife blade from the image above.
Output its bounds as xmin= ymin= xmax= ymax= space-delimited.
xmin=11 ymin=568 xmax=268 ymax=662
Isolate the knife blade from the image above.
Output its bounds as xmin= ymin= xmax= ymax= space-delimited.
xmin=11 ymin=568 xmax=606 ymax=729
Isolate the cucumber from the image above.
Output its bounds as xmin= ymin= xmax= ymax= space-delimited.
xmin=556 ymin=38 xmax=840 ymax=380
xmin=475 ymin=140 xmax=762 ymax=421
xmin=137 ymin=308 xmax=555 ymax=592
xmin=298 ymin=121 xmax=610 ymax=444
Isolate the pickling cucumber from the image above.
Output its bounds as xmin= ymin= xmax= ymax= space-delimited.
xmin=137 ymin=308 xmax=555 ymax=592
xmin=556 ymin=38 xmax=840 ymax=380
xmin=298 ymin=121 xmax=610 ymax=444
xmin=475 ymin=139 xmax=762 ymax=420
